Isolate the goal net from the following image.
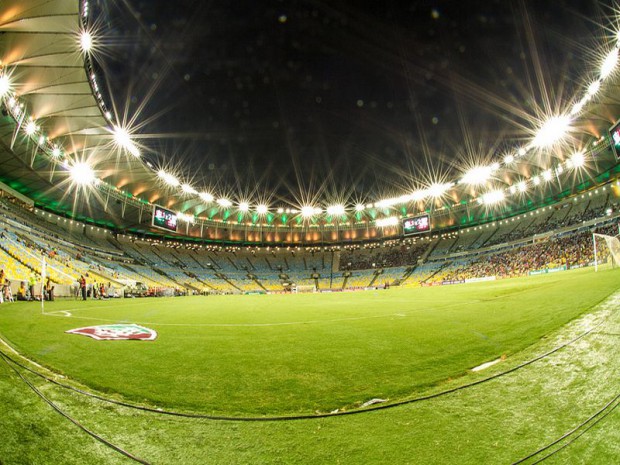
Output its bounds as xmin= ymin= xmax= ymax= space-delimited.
xmin=593 ymin=233 xmax=620 ymax=271
xmin=293 ymin=284 xmax=316 ymax=294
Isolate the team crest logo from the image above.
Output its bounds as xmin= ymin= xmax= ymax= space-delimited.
xmin=66 ymin=324 xmax=157 ymax=341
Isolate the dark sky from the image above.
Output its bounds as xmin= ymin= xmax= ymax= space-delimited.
xmin=93 ymin=0 xmax=609 ymax=205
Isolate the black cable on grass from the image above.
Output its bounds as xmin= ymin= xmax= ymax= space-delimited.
xmin=511 ymin=392 xmax=620 ymax=465
xmin=0 ymin=351 xmax=151 ymax=465
xmin=0 ymin=313 xmax=610 ymax=422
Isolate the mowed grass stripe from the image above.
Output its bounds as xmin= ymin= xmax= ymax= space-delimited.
xmin=0 ymin=267 xmax=618 ymax=416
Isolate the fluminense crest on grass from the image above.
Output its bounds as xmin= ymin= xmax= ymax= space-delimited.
xmin=66 ymin=324 xmax=157 ymax=341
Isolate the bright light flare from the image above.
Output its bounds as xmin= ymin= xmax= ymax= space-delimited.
xmin=355 ymin=204 xmax=365 ymax=212
xmin=199 ymin=192 xmax=214 ymax=203
xmin=301 ymin=206 xmax=315 ymax=217
xmin=601 ymin=49 xmax=618 ymax=79
xmin=181 ymin=184 xmax=197 ymax=195
xmin=481 ymin=190 xmax=505 ymax=206
xmin=461 ymin=166 xmax=494 ymax=185
xmin=503 ymin=154 xmax=514 ymax=164
xmin=238 ymin=202 xmax=250 ymax=212
xmin=587 ymin=80 xmax=601 ymax=96
xmin=571 ymin=151 xmax=585 ymax=168
xmin=427 ymin=182 xmax=453 ymax=198
xmin=70 ymin=162 xmax=95 ymax=186
xmin=217 ymin=198 xmax=232 ymax=208
xmin=158 ymin=170 xmax=179 ymax=187
xmin=257 ymin=204 xmax=268 ymax=215
xmin=0 ymin=75 xmax=10 ymax=97
xmin=113 ymin=126 xmax=140 ymax=157
xmin=517 ymin=181 xmax=528 ymax=193
xmin=376 ymin=216 xmax=399 ymax=227
xmin=25 ymin=120 xmax=37 ymax=136
xmin=80 ymin=31 xmax=93 ymax=52
xmin=532 ymin=115 xmax=571 ymax=148
xmin=326 ymin=205 xmax=345 ymax=216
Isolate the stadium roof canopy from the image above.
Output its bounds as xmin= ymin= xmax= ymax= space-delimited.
xmin=0 ymin=0 xmax=620 ymax=244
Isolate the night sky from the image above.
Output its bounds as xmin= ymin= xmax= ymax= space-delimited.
xmin=92 ymin=0 xmax=609 ymax=205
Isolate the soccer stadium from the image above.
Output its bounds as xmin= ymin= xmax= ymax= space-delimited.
xmin=1 ymin=1 xmax=620 ymax=463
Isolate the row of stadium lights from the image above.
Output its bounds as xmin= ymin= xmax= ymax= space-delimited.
xmin=0 ymin=6 xmax=619 ymax=226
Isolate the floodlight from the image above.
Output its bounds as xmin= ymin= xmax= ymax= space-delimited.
xmin=113 ymin=126 xmax=140 ymax=157
xmin=51 ymin=147 xmax=62 ymax=158
xmin=239 ymin=202 xmax=250 ymax=212
xmin=0 ymin=75 xmax=10 ymax=97
xmin=503 ymin=154 xmax=514 ymax=164
xmin=481 ymin=190 xmax=505 ymax=206
xmin=217 ymin=198 xmax=232 ymax=208
xmin=517 ymin=181 xmax=527 ymax=193
xmin=587 ymin=80 xmax=601 ymax=96
xmin=158 ymin=170 xmax=180 ymax=187
xmin=542 ymin=170 xmax=553 ymax=181
xmin=327 ymin=205 xmax=345 ymax=216
xmin=509 ymin=185 xmax=516 ymax=195
xmin=257 ymin=204 xmax=268 ymax=215
xmin=532 ymin=115 xmax=571 ymax=148
xmin=80 ymin=31 xmax=93 ymax=52
xmin=25 ymin=120 xmax=37 ymax=136
xmin=601 ymin=49 xmax=618 ymax=79
xmin=70 ymin=162 xmax=95 ymax=185
xmin=355 ymin=204 xmax=365 ymax=212
xmin=532 ymin=176 xmax=541 ymax=186
xmin=181 ymin=183 xmax=197 ymax=195
xmin=461 ymin=166 xmax=493 ymax=185
xmin=277 ymin=208 xmax=284 ymax=214
xmin=301 ymin=206 xmax=315 ymax=217
xmin=569 ymin=151 xmax=585 ymax=169
xmin=376 ymin=216 xmax=399 ymax=227
xmin=427 ymin=182 xmax=453 ymax=198
xmin=199 ymin=192 xmax=214 ymax=203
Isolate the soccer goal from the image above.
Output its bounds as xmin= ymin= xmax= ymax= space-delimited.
xmin=592 ymin=233 xmax=620 ymax=271
xmin=292 ymin=284 xmax=316 ymax=294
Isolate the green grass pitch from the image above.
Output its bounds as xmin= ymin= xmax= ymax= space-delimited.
xmin=0 ymin=267 xmax=619 ymax=464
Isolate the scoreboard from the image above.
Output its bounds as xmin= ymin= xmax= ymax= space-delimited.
xmin=402 ymin=214 xmax=431 ymax=236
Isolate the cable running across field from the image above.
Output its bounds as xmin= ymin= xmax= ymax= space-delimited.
xmin=511 ymin=391 xmax=620 ymax=464
xmin=0 ymin=350 xmax=151 ymax=465
xmin=0 ymin=311 xmax=612 ymax=422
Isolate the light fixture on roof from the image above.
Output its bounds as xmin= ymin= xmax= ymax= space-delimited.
xmin=238 ymin=202 xmax=250 ymax=212
xmin=301 ymin=206 xmax=315 ymax=217
xmin=80 ymin=31 xmax=93 ymax=52
xmin=326 ymin=204 xmax=345 ymax=216
xmin=587 ymin=80 xmax=601 ymax=96
xmin=542 ymin=170 xmax=553 ymax=182
xmin=517 ymin=181 xmax=528 ymax=193
xmin=571 ymin=151 xmax=585 ymax=168
xmin=113 ymin=126 xmax=140 ymax=157
xmin=257 ymin=204 xmax=268 ymax=215
xmin=601 ymin=49 xmax=618 ymax=79
xmin=25 ymin=120 xmax=38 ymax=136
xmin=427 ymin=182 xmax=453 ymax=198
xmin=503 ymin=154 xmax=514 ymax=164
xmin=158 ymin=170 xmax=180 ymax=187
xmin=51 ymin=147 xmax=62 ymax=158
xmin=199 ymin=192 xmax=214 ymax=203
xmin=0 ymin=75 xmax=10 ymax=97
xmin=181 ymin=183 xmax=197 ymax=195
xmin=376 ymin=216 xmax=399 ymax=227
xmin=532 ymin=115 xmax=571 ymax=148
xmin=70 ymin=162 xmax=95 ymax=186
xmin=217 ymin=198 xmax=232 ymax=208
xmin=481 ymin=190 xmax=505 ymax=206
xmin=355 ymin=204 xmax=365 ymax=212
xmin=460 ymin=166 xmax=494 ymax=185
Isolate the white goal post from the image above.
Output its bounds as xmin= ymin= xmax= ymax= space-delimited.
xmin=292 ymin=284 xmax=316 ymax=294
xmin=593 ymin=233 xmax=620 ymax=272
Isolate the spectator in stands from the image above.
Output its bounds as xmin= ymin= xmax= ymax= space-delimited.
xmin=17 ymin=282 xmax=27 ymax=301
